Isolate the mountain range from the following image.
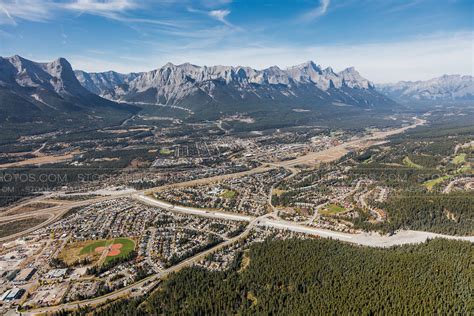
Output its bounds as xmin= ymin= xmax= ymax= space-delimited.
xmin=1 ymin=55 xmax=472 ymax=137
xmin=74 ymin=61 xmax=392 ymax=113
xmin=377 ymin=75 xmax=474 ymax=102
xmin=0 ymin=55 xmax=137 ymax=132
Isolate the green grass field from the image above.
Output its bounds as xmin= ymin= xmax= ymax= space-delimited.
xmin=423 ymin=175 xmax=451 ymax=191
xmin=362 ymin=157 xmax=373 ymax=164
xmin=452 ymin=153 xmax=466 ymax=165
xmin=107 ymin=238 xmax=135 ymax=263
xmin=159 ymin=148 xmax=174 ymax=155
xmin=320 ymin=203 xmax=346 ymax=215
xmin=220 ymin=189 xmax=237 ymax=199
xmin=79 ymin=238 xmax=135 ymax=263
xmin=403 ymin=156 xmax=424 ymax=169
xmin=423 ymin=164 xmax=471 ymax=191
xmin=80 ymin=240 xmax=109 ymax=255
xmin=456 ymin=165 xmax=472 ymax=173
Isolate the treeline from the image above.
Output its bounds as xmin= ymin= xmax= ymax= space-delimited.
xmin=78 ymin=148 xmax=156 ymax=169
xmin=353 ymin=162 xmax=434 ymax=189
xmin=75 ymin=238 xmax=473 ymax=315
xmin=378 ymin=192 xmax=474 ymax=235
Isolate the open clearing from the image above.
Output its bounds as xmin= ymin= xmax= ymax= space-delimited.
xmin=2 ymin=202 xmax=57 ymax=216
xmin=276 ymin=119 xmax=426 ymax=169
xmin=423 ymin=175 xmax=452 ymax=191
xmin=452 ymin=153 xmax=467 ymax=165
xmin=0 ymin=215 xmax=50 ymax=238
xmin=220 ymin=189 xmax=237 ymax=199
xmin=238 ymin=250 xmax=251 ymax=273
xmin=59 ymin=240 xmax=98 ymax=265
xmin=0 ymin=150 xmax=80 ymax=168
xmin=320 ymin=203 xmax=346 ymax=215
xmin=272 ymin=188 xmax=286 ymax=196
xmin=403 ymin=156 xmax=424 ymax=169
xmin=423 ymin=164 xmax=471 ymax=191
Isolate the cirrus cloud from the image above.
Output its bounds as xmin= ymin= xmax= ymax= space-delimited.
xmin=301 ymin=0 xmax=330 ymax=21
xmin=208 ymin=9 xmax=230 ymax=25
xmin=0 ymin=0 xmax=140 ymax=25
xmin=63 ymin=0 xmax=138 ymax=13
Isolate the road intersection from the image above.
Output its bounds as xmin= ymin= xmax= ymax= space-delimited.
xmin=4 ymin=117 xmax=473 ymax=315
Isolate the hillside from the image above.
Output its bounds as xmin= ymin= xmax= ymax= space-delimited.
xmin=0 ymin=55 xmax=138 ymax=139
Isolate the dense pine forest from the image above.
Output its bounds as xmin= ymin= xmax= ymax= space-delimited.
xmin=63 ymin=238 xmax=473 ymax=315
xmin=376 ymin=192 xmax=473 ymax=235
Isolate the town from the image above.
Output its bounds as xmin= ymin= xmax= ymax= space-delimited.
xmin=0 ymin=114 xmax=472 ymax=315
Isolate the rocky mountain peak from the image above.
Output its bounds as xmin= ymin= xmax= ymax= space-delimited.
xmin=72 ymin=58 xmax=382 ymax=106
xmin=376 ymin=75 xmax=474 ymax=101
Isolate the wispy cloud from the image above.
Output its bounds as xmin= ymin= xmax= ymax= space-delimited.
xmin=208 ymin=9 xmax=231 ymax=26
xmin=61 ymin=0 xmax=144 ymax=25
xmin=385 ymin=0 xmax=424 ymax=13
xmin=301 ymin=0 xmax=330 ymax=21
xmin=187 ymin=6 xmax=237 ymax=28
xmin=0 ymin=0 xmax=145 ymax=25
xmin=0 ymin=0 xmax=185 ymax=33
xmin=63 ymin=0 xmax=138 ymax=13
xmin=0 ymin=0 xmax=53 ymax=25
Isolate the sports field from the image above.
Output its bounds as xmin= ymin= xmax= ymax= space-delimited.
xmin=159 ymin=148 xmax=174 ymax=155
xmin=320 ymin=203 xmax=346 ymax=215
xmin=220 ymin=189 xmax=237 ymax=199
xmin=79 ymin=237 xmax=135 ymax=263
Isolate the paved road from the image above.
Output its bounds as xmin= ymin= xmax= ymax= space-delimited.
xmin=0 ymin=194 xmax=133 ymax=243
xmin=23 ymin=216 xmax=259 ymax=315
xmin=133 ymin=194 xmax=474 ymax=247
xmin=258 ymin=218 xmax=474 ymax=247
xmin=136 ymin=194 xmax=254 ymax=222
xmin=0 ymin=166 xmax=269 ymax=243
xmin=0 ymin=118 xmax=424 ymax=242
xmin=10 ymin=117 xmax=474 ymax=315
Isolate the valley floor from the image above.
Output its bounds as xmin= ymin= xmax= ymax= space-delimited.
xmin=0 ymin=112 xmax=472 ymax=315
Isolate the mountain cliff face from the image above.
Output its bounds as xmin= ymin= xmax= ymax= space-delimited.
xmin=0 ymin=55 xmax=136 ymax=126
xmin=75 ymin=61 xmax=393 ymax=112
xmin=377 ymin=75 xmax=474 ymax=102
xmin=1 ymin=55 xmax=92 ymax=98
xmin=0 ymin=55 xmax=398 ymax=135
xmin=74 ymin=70 xmax=140 ymax=100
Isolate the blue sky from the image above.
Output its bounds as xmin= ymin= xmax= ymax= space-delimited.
xmin=0 ymin=0 xmax=472 ymax=82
